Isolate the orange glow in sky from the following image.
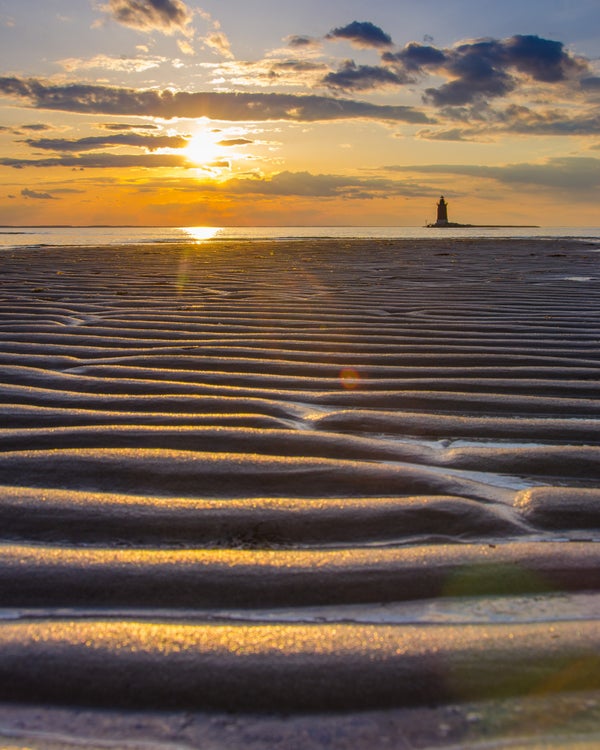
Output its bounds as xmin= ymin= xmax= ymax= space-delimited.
xmin=0 ymin=2 xmax=599 ymax=226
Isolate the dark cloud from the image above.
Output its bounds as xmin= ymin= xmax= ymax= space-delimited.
xmin=21 ymin=188 xmax=58 ymax=199
xmin=416 ymin=128 xmax=473 ymax=142
xmin=326 ymin=21 xmax=393 ymax=49
xmin=425 ymin=75 xmax=514 ymax=107
xmin=102 ymin=0 xmax=192 ymax=34
xmin=99 ymin=122 xmax=159 ymax=130
xmin=270 ymin=59 xmax=325 ymax=74
xmin=424 ymin=39 xmax=516 ymax=106
xmin=382 ymin=42 xmax=446 ymax=71
xmin=216 ymin=138 xmax=253 ymax=146
xmin=380 ymin=34 xmax=591 ymax=107
xmin=287 ymin=35 xmax=319 ymax=49
xmin=422 ymin=35 xmax=588 ymax=106
xmin=24 ymin=133 xmax=188 ymax=152
xmin=497 ymin=109 xmax=600 ymax=137
xmin=0 ymin=76 xmax=431 ymax=124
xmin=314 ymin=33 xmax=590 ymax=103
xmin=20 ymin=123 xmax=52 ymax=131
xmin=502 ymin=35 xmax=584 ymax=82
xmin=2 ymin=153 xmax=196 ymax=169
xmin=322 ymin=61 xmax=408 ymax=92
xmin=386 ymin=156 xmax=600 ymax=191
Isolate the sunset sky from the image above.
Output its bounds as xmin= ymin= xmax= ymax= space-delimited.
xmin=1 ymin=0 xmax=599 ymax=226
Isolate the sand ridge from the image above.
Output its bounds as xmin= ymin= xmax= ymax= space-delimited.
xmin=0 ymin=238 xmax=599 ymax=746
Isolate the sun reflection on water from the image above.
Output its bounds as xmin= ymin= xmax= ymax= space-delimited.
xmin=182 ymin=226 xmax=222 ymax=242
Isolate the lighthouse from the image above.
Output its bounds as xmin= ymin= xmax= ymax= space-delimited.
xmin=426 ymin=196 xmax=537 ymax=229
xmin=436 ymin=196 xmax=448 ymax=225
xmin=426 ymin=195 xmax=463 ymax=227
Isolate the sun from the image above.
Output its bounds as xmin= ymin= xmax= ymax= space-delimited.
xmin=184 ymin=131 xmax=221 ymax=166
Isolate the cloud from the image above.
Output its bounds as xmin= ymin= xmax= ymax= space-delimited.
xmin=416 ymin=128 xmax=474 ymax=142
xmin=423 ymin=40 xmax=517 ymax=107
xmin=215 ymin=170 xmax=427 ymax=199
xmin=216 ymin=138 xmax=253 ymax=146
xmin=326 ymin=21 xmax=393 ymax=49
xmin=204 ymin=58 xmax=329 ymax=89
xmin=100 ymin=0 xmax=192 ymax=34
xmin=20 ymin=123 xmax=52 ymax=131
xmin=322 ymin=61 xmax=408 ymax=92
xmin=382 ymin=43 xmax=446 ymax=71
xmin=2 ymin=153 xmax=197 ymax=169
xmin=502 ymin=34 xmax=585 ymax=82
xmin=24 ymin=133 xmax=189 ymax=152
xmin=279 ymin=32 xmax=593 ymax=103
xmin=0 ymin=76 xmax=431 ymax=124
xmin=21 ymin=188 xmax=58 ymax=199
xmin=203 ymin=31 xmax=234 ymax=59
xmin=421 ymin=35 xmax=589 ymax=106
xmin=131 ymin=171 xmax=429 ymax=200
xmin=99 ymin=122 xmax=159 ymax=130
xmin=59 ymin=53 xmax=168 ymax=73
xmin=286 ymin=35 xmax=320 ymax=50
xmin=385 ymin=156 xmax=600 ymax=191
xmin=417 ymin=104 xmax=600 ymax=140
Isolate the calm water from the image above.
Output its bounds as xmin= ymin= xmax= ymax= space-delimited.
xmin=1 ymin=225 xmax=600 ymax=250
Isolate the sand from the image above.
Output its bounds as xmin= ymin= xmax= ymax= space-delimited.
xmin=0 ymin=237 xmax=598 ymax=748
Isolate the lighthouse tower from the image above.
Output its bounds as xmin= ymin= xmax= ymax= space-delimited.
xmin=436 ymin=196 xmax=448 ymax=225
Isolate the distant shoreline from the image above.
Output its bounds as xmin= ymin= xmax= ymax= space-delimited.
xmin=426 ymin=223 xmax=540 ymax=228
xmin=2 ymin=223 xmax=544 ymax=229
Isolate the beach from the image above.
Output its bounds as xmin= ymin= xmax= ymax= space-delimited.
xmin=0 ymin=237 xmax=599 ymax=748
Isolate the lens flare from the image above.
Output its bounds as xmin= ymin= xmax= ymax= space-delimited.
xmin=340 ymin=368 xmax=361 ymax=390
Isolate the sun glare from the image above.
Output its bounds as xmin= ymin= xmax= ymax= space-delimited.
xmin=184 ymin=132 xmax=221 ymax=166
xmin=182 ymin=226 xmax=221 ymax=242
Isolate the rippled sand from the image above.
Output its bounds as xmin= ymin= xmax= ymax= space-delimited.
xmin=0 ymin=238 xmax=598 ymax=748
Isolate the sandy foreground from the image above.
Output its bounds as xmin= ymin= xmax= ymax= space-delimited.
xmin=0 ymin=237 xmax=598 ymax=748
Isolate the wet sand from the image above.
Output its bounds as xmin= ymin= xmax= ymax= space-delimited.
xmin=0 ymin=238 xmax=598 ymax=747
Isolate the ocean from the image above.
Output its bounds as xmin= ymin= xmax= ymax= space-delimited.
xmin=1 ymin=224 xmax=599 ymax=249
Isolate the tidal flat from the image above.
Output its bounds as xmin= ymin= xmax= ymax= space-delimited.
xmin=0 ymin=238 xmax=598 ymax=748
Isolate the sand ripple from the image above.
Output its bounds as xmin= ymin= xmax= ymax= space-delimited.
xmin=0 ymin=239 xmax=599 ymax=723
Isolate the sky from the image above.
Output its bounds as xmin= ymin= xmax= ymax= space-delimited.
xmin=0 ymin=0 xmax=599 ymax=226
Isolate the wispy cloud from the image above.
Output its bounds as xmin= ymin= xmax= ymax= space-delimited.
xmin=203 ymin=58 xmax=329 ymax=89
xmin=286 ymin=35 xmax=321 ymax=50
xmin=99 ymin=122 xmax=159 ymax=130
xmin=24 ymin=133 xmax=189 ymax=152
xmin=2 ymin=153 xmax=197 ymax=169
xmin=386 ymin=156 xmax=600 ymax=191
xmin=21 ymin=187 xmax=58 ymax=199
xmin=417 ymin=103 xmax=600 ymax=141
xmin=59 ymin=53 xmax=170 ymax=74
xmin=20 ymin=123 xmax=52 ymax=132
xmin=203 ymin=30 xmax=234 ymax=59
xmin=216 ymin=138 xmax=253 ymax=146
xmin=99 ymin=0 xmax=192 ymax=35
xmin=135 ymin=170 xmax=431 ymax=199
